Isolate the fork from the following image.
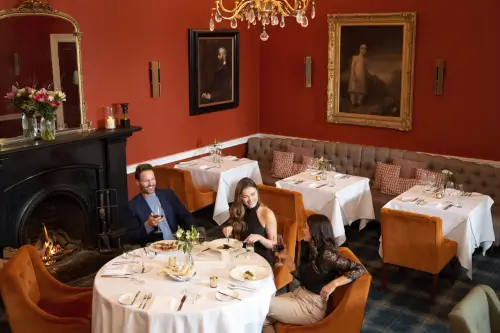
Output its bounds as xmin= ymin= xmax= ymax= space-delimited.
xmin=140 ymin=292 xmax=152 ymax=309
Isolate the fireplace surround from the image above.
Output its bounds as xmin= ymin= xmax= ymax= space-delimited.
xmin=0 ymin=127 xmax=141 ymax=250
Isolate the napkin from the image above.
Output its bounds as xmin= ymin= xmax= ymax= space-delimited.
xmin=149 ymin=295 xmax=179 ymax=311
xmin=178 ymin=161 xmax=195 ymax=165
xmin=333 ymin=174 xmax=344 ymax=179
xmin=224 ymin=156 xmax=238 ymax=161
xmin=308 ymin=183 xmax=322 ymax=188
xmin=102 ymin=264 xmax=129 ymax=276
xmin=199 ymin=165 xmax=210 ymax=170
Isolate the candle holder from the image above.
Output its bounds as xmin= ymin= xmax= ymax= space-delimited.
xmin=104 ymin=106 xmax=116 ymax=130
xmin=119 ymin=103 xmax=131 ymax=128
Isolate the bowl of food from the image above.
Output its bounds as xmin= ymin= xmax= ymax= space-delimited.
xmin=149 ymin=240 xmax=179 ymax=253
xmin=160 ymin=263 xmax=196 ymax=282
xmin=229 ymin=265 xmax=270 ymax=283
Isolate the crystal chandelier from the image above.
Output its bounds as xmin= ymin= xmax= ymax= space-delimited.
xmin=209 ymin=0 xmax=316 ymax=41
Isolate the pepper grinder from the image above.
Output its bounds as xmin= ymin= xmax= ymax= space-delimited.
xmin=119 ymin=103 xmax=131 ymax=128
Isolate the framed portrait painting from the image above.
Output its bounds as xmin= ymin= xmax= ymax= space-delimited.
xmin=326 ymin=13 xmax=416 ymax=131
xmin=188 ymin=29 xmax=239 ymax=116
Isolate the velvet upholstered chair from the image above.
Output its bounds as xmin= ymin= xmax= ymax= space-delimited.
xmin=380 ymin=208 xmax=458 ymax=302
xmin=258 ymin=185 xmax=310 ymax=290
xmin=154 ymin=165 xmax=216 ymax=212
xmin=274 ymin=247 xmax=371 ymax=333
xmin=0 ymin=245 xmax=93 ymax=333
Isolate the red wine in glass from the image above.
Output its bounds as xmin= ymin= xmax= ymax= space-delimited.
xmin=274 ymin=235 xmax=285 ymax=267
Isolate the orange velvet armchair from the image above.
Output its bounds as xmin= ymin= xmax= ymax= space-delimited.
xmin=257 ymin=185 xmax=302 ymax=290
xmin=154 ymin=165 xmax=216 ymax=212
xmin=380 ymin=208 xmax=457 ymax=301
xmin=0 ymin=245 xmax=93 ymax=333
xmin=275 ymin=248 xmax=372 ymax=333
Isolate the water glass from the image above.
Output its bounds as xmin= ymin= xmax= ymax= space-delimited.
xmin=457 ymin=184 xmax=464 ymax=196
xmin=245 ymin=243 xmax=254 ymax=259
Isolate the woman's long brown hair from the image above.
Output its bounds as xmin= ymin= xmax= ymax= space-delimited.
xmin=227 ymin=177 xmax=260 ymax=238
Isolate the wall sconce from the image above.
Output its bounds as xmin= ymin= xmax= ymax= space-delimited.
xmin=13 ymin=53 xmax=20 ymax=76
xmin=149 ymin=61 xmax=161 ymax=98
xmin=434 ymin=59 xmax=445 ymax=95
xmin=305 ymin=56 xmax=312 ymax=88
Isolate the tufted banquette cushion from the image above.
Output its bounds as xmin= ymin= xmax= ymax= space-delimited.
xmin=247 ymin=137 xmax=500 ymax=246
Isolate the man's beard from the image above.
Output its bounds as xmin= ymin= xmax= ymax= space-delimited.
xmin=141 ymin=185 xmax=155 ymax=194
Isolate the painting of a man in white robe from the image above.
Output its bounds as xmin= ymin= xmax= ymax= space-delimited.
xmin=339 ymin=25 xmax=403 ymax=117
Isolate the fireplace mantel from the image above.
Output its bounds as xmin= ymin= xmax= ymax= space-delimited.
xmin=0 ymin=126 xmax=142 ymax=249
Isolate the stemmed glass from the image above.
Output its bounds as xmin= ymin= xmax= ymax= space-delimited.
xmin=197 ymin=227 xmax=207 ymax=257
xmin=273 ymin=235 xmax=285 ymax=267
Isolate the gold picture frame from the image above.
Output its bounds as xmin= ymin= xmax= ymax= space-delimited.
xmin=326 ymin=12 xmax=416 ymax=131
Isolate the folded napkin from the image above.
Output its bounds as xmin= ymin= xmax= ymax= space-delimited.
xmin=102 ymin=264 xmax=129 ymax=276
xmin=308 ymin=183 xmax=325 ymax=188
xmin=178 ymin=161 xmax=195 ymax=165
xmin=224 ymin=156 xmax=238 ymax=161
xmin=149 ymin=295 xmax=179 ymax=311
xmin=199 ymin=165 xmax=210 ymax=170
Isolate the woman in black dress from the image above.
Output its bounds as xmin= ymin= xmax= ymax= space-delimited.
xmin=222 ymin=178 xmax=277 ymax=265
xmin=263 ymin=214 xmax=366 ymax=333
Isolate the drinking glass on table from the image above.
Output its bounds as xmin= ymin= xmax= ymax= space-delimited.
xmin=446 ymin=181 xmax=455 ymax=196
xmin=197 ymin=227 xmax=207 ymax=257
xmin=457 ymin=184 xmax=464 ymax=196
xmin=245 ymin=243 xmax=255 ymax=259
xmin=273 ymin=235 xmax=285 ymax=267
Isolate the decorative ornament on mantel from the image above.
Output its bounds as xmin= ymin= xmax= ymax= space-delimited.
xmin=209 ymin=0 xmax=316 ymax=41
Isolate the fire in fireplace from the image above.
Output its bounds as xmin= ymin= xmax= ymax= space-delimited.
xmin=36 ymin=224 xmax=81 ymax=266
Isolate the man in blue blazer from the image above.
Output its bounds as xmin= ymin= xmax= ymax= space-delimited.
xmin=126 ymin=163 xmax=196 ymax=245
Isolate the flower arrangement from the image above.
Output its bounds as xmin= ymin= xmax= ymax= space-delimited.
xmin=174 ymin=226 xmax=200 ymax=254
xmin=4 ymin=85 xmax=66 ymax=140
xmin=208 ymin=138 xmax=222 ymax=155
xmin=317 ymin=157 xmax=327 ymax=171
xmin=442 ymin=169 xmax=453 ymax=188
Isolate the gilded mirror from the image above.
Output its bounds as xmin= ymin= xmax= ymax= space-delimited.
xmin=0 ymin=0 xmax=87 ymax=145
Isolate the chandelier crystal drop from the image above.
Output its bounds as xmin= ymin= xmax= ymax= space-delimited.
xmin=209 ymin=0 xmax=316 ymax=41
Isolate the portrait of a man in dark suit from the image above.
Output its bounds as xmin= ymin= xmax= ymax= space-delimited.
xmin=199 ymin=38 xmax=234 ymax=106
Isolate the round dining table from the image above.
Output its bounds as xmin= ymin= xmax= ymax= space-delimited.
xmin=92 ymin=244 xmax=277 ymax=333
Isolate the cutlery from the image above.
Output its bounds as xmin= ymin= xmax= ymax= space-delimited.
xmin=201 ymin=247 xmax=210 ymax=252
xmin=228 ymin=284 xmax=255 ymax=292
xmin=444 ymin=204 xmax=453 ymax=210
xmin=235 ymin=249 xmax=249 ymax=257
xmin=205 ymin=166 xmax=217 ymax=170
xmin=112 ymin=261 xmax=138 ymax=265
xmin=141 ymin=261 xmax=145 ymax=273
xmin=139 ymin=293 xmax=148 ymax=309
xmin=141 ymin=292 xmax=152 ymax=309
xmin=316 ymin=184 xmax=327 ymax=188
xmin=101 ymin=275 xmax=132 ymax=278
xmin=143 ymin=248 xmax=147 ymax=255
xmin=131 ymin=291 xmax=140 ymax=305
xmin=177 ymin=295 xmax=187 ymax=311
xmin=217 ymin=291 xmax=242 ymax=301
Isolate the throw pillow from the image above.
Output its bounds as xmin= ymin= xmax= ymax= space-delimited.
xmin=392 ymin=157 xmax=426 ymax=179
xmin=415 ymin=168 xmax=446 ymax=187
xmin=381 ymin=176 xmax=420 ymax=196
xmin=301 ymin=155 xmax=319 ymax=167
xmin=373 ymin=162 xmax=401 ymax=190
xmin=287 ymin=145 xmax=315 ymax=164
xmin=271 ymin=151 xmax=294 ymax=178
xmin=292 ymin=163 xmax=308 ymax=175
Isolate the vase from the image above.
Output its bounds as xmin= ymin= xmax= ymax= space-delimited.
xmin=211 ymin=150 xmax=221 ymax=163
xmin=40 ymin=117 xmax=56 ymax=141
xmin=21 ymin=113 xmax=37 ymax=138
xmin=184 ymin=249 xmax=194 ymax=267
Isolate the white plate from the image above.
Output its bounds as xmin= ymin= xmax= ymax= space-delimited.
xmin=216 ymin=289 xmax=239 ymax=302
xmin=400 ymin=196 xmax=417 ymax=202
xmin=149 ymin=240 xmax=180 ymax=253
xmin=208 ymin=238 xmax=244 ymax=252
xmin=118 ymin=292 xmax=137 ymax=305
xmin=230 ymin=265 xmax=270 ymax=283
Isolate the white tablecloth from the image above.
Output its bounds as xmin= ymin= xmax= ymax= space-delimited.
xmin=175 ymin=157 xmax=263 ymax=225
xmin=276 ymin=172 xmax=375 ymax=246
xmin=92 ymin=246 xmax=276 ymax=333
xmin=381 ymin=185 xmax=496 ymax=279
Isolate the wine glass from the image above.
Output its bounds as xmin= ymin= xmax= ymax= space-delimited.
xmin=197 ymin=227 xmax=207 ymax=257
xmin=273 ymin=235 xmax=285 ymax=267
xmin=245 ymin=243 xmax=254 ymax=259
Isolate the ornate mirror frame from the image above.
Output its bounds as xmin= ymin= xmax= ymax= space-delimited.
xmin=0 ymin=0 xmax=88 ymax=146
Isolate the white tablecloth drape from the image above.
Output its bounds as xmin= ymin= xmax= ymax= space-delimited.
xmin=175 ymin=157 xmax=263 ymax=225
xmin=276 ymin=172 xmax=375 ymax=246
xmin=92 ymin=246 xmax=276 ymax=333
xmin=381 ymin=186 xmax=495 ymax=279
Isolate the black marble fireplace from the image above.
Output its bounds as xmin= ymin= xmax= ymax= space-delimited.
xmin=0 ymin=127 xmax=141 ymax=251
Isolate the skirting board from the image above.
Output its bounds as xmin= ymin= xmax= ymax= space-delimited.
xmin=126 ymin=132 xmax=500 ymax=174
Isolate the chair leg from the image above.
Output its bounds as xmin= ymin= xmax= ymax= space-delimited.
xmin=381 ymin=263 xmax=388 ymax=292
xmin=431 ymin=274 xmax=438 ymax=303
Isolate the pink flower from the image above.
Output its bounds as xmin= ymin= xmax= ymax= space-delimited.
xmin=50 ymin=102 xmax=59 ymax=108
xmin=4 ymin=91 xmax=14 ymax=99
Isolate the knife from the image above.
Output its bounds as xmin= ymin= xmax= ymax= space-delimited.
xmin=131 ymin=291 xmax=140 ymax=305
xmin=177 ymin=295 xmax=187 ymax=311
xmin=444 ymin=204 xmax=453 ymax=210
xmin=217 ymin=291 xmax=242 ymax=301
xmin=316 ymin=184 xmax=327 ymax=188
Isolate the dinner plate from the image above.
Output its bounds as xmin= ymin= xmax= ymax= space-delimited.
xmin=400 ymin=196 xmax=417 ymax=202
xmin=208 ymin=238 xmax=244 ymax=252
xmin=229 ymin=265 xmax=270 ymax=283
xmin=148 ymin=240 xmax=181 ymax=253
xmin=216 ymin=289 xmax=239 ymax=302
xmin=118 ymin=292 xmax=137 ymax=305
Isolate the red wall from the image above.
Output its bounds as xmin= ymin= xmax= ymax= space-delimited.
xmin=259 ymin=0 xmax=500 ymax=161
xmin=0 ymin=0 xmax=260 ymax=164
